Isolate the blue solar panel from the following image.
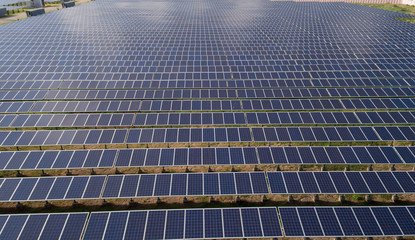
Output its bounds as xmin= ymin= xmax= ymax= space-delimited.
xmin=83 ymin=212 xmax=109 ymax=239
xmin=39 ymin=214 xmax=69 ymax=239
xmin=60 ymin=214 xmax=89 ymax=240
xmin=354 ymin=208 xmax=383 ymax=236
xmin=83 ymin=208 xmax=282 ymax=239
xmin=283 ymin=172 xmax=303 ymax=193
xmin=124 ymin=211 xmax=147 ymax=240
xmin=315 ymin=208 xmax=344 ymax=236
xmin=2 ymin=1 xmax=415 ymax=238
xmin=241 ymin=208 xmax=263 ymax=237
xmin=0 ymin=87 xmax=411 ymax=101
xmin=2 ymin=98 xmax=414 ymax=114
xmin=145 ymin=211 xmax=166 ymax=240
xmin=2 ymin=170 xmax=415 ymax=202
xmin=1 ymin=79 xmax=413 ymax=91
xmin=3 ymin=126 xmax=413 ymax=147
xmin=223 ymin=209 xmax=244 ymax=238
xmin=0 ymin=213 xmax=88 ymax=240
xmin=280 ymin=208 xmax=304 ymax=237
xmin=185 ymin=210 xmax=204 ymax=239
xmin=281 ymin=206 xmax=415 ymax=237
xmin=19 ymin=215 xmax=48 ymax=239
xmin=0 ymin=215 xmax=28 ymax=239
xmin=170 ymin=174 xmax=187 ymax=196
xmin=298 ymin=208 xmax=324 ymax=236
xmin=165 ymin=210 xmax=184 ymax=239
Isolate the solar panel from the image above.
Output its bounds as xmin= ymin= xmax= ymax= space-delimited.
xmin=83 ymin=207 xmax=282 ymax=239
xmin=0 ymin=146 xmax=412 ymax=171
xmin=280 ymin=206 xmax=415 ymax=237
xmin=1 ymin=0 xmax=415 ymax=237
xmin=1 ymin=171 xmax=415 ymax=202
xmin=2 ymin=98 xmax=414 ymax=114
xmin=0 ymin=213 xmax=88 ymax=239
xmin=0 ymin=175 xmax=106 ymax=202
xmin=1 ymin=87 xmax=414 ymax=101
xmin=2 ymin=126 xmax=414 ymax=146
xmin=1 ymin=79 xmax=414 ymax=91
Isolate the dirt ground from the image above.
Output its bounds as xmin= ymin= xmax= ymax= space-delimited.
xmin=1 ymin=193 xmax=413 ymax=214
xmin=0 ymin=140 xmax=413 ymax=152
xmin=0 ymin=163 xmax=413 ymax=178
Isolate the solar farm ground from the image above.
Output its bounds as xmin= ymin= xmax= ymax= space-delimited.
xmin=0 ymin=0 xmax=415 ymax=238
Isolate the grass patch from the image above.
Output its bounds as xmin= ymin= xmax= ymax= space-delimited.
xmin=352 ymin=194 xmax=363 ymax=201
xmin=45 ymin=3 xmax=61 ymax=7
xmin=357 ymin=3 xmax=415 ymax=23
xmin=358 ymin=3 xmax=415 ymax=15
xmin=4 ymin=8 xmax=28 ymax=15
xmin=396 ymin=17 xmax=415 ymax=23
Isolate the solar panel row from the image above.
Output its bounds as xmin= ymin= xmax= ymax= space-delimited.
xmin=1 ymin=171 xmax=414 ymax=202
xmin=309 ymin=78 xmax=414 ymax=87
xmin=1 ymin=146 xmax=413 ymax=171
xmin=0 ymin=101 xmax=33 ymax=113
xmin=268 ymin=171 xmax=415 ymax=194
xmin=1 ymin=1 xmax=414 ymax=88
xmin=1 ymin=206 xmax=414 ymax=239
xmin=0 ymin=90 xmax=47 ymax=101
xmin=83 ymin=207 xmax=282 ymax=239
xmin=4 ymin=69 xmax=414 ymax=81
xmin=1 ymin=53 xmax=413 ymax=69
xmin=0 ymin=149 xmax=117 ymax=170
xmin=5 ymin=61 xmax=410 ymax=75
xmin=1 ymin=40 xmax=411 ymax=53
xmin=0 ymin=208 xmax=279 ymax=239
xmin=1 ymin=126 xmax=414 ymax=146
xmin=0 ymin=213 xmax=88 ymax=240
xmin=2 ymin=65 xmax=414 ymax=80
xmin=1 ymin=78 xmax=413 ymax=90
xmin=5 ymin=42 xmax=409 ymax=54
xmin=3 ymin=86 xmax=413 ymax=100
xmin=0 ymin=129 xmax=128 ymax=146
xmin=18 ymin=98 xmax=415 ymax=114
xmin=3 ymin=111 xmax=414 ymax=128
xmin=0 ymin=175 xmax=105 ymax=201
xmin=1 ymin=1 xmax=415 ymax=239
xmin=103 ymin=172 xmax=268 ymax=198
xmin=124 ymin=126 xmax=415 ymax=143
xmin=280 ymin=206 xmax=415 ymax=237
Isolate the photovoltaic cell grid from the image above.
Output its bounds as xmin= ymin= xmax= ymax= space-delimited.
xmin=0 ymin=175 xmax=106 ymax=202
xmin=5 ymin=98 xmax=415 ymax=115
xmin=0 ymin=212 xmax=88 ymax=240
xmin=280 ymin=206 xmax=415 ymax=237
xmin=1 ymin=87 xmax=415 ymax=100
xmin=0 ymin=99 xmax=411 ymax=114
xmin=1 ymin=146 xmax=414 ymax=171
xmin=0 ymin=0 xmax=415 ymax=83
xmin=0 ymin=0 xmax=414 ymax=152
xmin=2 ymin=98 xmax=415 ymax=114
xmin=2 ymin=111 xmax=415 ymax=128
xmin=1 ymin=78 xmax=415 ymax=91
xmin=1 ymin=126 xmax=414 ymax=146
xmin=0 ymin=0 xmax=414 ymax=237
xmin=267 ymin=171 xmax=415 ymax=194
xmin=1 ymin=171 xmax=415 ymax=202
xmin=84 ymin=207 xmax=282 ymax=239
xmin=0 ymin=0 xmax=415 ymax=239
xmin=1 ymin=207 xmax=415 ymax=239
